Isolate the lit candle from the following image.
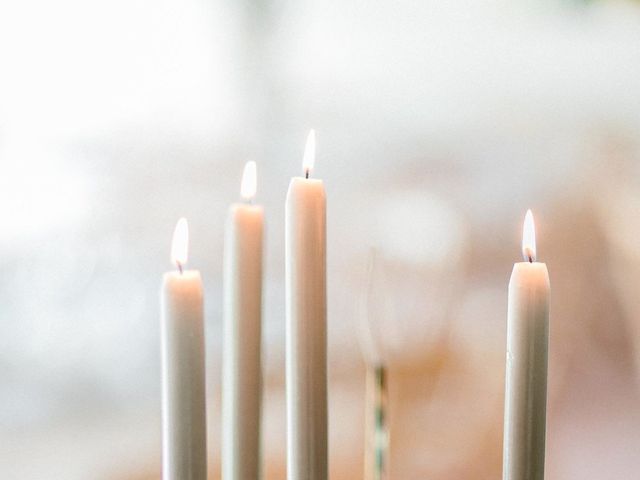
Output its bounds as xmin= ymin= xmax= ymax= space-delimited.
xmin=161 ymin=218 xmax=207 ymax=480
xmin=502 ymin=210 xmax=550 ymax=480
xmin=222 ymin=161 xmax=264 ymax=480
xmin=285 ymin=129 xmax=328 ymax=480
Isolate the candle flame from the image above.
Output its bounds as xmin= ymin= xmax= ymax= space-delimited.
xmin=302 ymin=129 xmax=316 ymax=177
xmin=522 ymin=209 xmax=536 ymax=262
xmin=240 ymin=161 xmax=257 ymax=200
xmin=171 ymin=217 xmax=189 ymax=270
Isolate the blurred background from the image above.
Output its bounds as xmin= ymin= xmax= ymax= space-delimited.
xmin=1 ymin=0 xmax=640 ymax=478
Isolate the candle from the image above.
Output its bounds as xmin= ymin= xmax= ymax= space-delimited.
xmin=161 ymin=218 xmax=208 ymax=480
xmin=222 ymin=161 xmax=264 ymax=480
xmin=285 ymin=129 xmax=328 ymax=480
xmin=502 ymin=210 xmax=550 ymax=480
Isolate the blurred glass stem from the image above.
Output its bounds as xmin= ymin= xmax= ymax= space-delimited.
xmin=365 ymin=364 xmax=389 ymax=480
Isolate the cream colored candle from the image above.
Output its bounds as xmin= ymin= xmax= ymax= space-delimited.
xmin=222 ymin=161 xmax=264 ymax=480
xmin=502 ymin=210 xmax=550 ymax=480
xmin=161 ymin=218 xmax=207 ymax=480
xmin=285 ymin=130 xmax=328 ymax=480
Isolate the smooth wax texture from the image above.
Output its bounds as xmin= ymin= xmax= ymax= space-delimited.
xmin=161 ymin=271 xmax=207 ymax=480
xmin=503 ymin=262 xmax=550 ymax=480
xmin=222 ymin=203 xmax=264 ymax=480
xmin=285 ymin=177 xmax=327 ymax=480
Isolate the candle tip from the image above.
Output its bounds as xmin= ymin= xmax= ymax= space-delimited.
xmin=302 ymin=129 xmax=316 ymax=177
xmin=240 ymin=161 xmax=257 ymax=200
xmin=522 ymin=209 xmax=536 ymax=262
xmin=171 ymin=217 xmax=189 ymax=270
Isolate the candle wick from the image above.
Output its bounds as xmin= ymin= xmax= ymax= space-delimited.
xmin=528 ymin=255 xmax=533 ymax=263
xmin=305 ymin=170 xmax=309 ymax=179
xmin=177 ymin=261 xmax=183 ymax=274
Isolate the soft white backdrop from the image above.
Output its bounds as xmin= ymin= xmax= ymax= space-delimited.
xmin=1 ymin=0 xmax=640 ymax=478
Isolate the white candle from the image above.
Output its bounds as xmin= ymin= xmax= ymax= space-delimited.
xmin=161 ymin=218 xmax=208 ymax=480
xmin=285 ymin=129 xmax=328 ymax=480
xmin=502 ymin=210 xmax=550 ymax=480
xmin=222 ymin=161 xmax=264 ymax=480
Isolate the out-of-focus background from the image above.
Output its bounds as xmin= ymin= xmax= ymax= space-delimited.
xmin=1 ymin=0 xmax=640 ymax=478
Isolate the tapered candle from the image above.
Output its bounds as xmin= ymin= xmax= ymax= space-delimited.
xmin=285 ymin=129 xmax=328 ymax=480
xmin=161 ymin=218 xmax=207 ymax=480
xmin=502 ymin=210 xmax=550 ymax=480
xmin=222 ymin=161 xmax=264 ymax=480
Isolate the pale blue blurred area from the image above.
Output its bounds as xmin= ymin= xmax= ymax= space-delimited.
xmin=0 ymin=0 xmax=640 ymax=478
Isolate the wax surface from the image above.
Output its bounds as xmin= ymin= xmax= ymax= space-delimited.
xmin=503 ymin=262 xmax=550 ymax=480
xmin=222 ymin=203 xmax=264 ymax=480
xmin=161 ymin=271 xmax=207 ymax=480
xmin=285 ymin=177 xmax=328 ymax=480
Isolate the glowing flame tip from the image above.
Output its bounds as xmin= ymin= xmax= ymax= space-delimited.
xmin=302 ymin=129 xmax=316 ymax=176
xmin=240 ymin=161 xmax=257 ymax=200
xmin=171 ymin=217 xmax=189 ymax=269
xmin=522 ymin=209 xmax=536 ymax=262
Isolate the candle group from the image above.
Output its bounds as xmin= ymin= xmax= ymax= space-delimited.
xmin=159 ymin=133 xmax=551 ymax=480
